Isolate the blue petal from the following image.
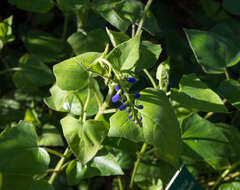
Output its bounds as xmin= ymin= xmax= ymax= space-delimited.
xmin=134 ymin=93 xmax=140 ymax=98
xmin=112 ymin=94 xmax=120 ymax=103
xmin=119 ymin=104 xmax=126 ymax=111
xmin=127 ymin=77 xmax=136 ymax=84
xmin=115 ymin=85 xmax=120 ymax=91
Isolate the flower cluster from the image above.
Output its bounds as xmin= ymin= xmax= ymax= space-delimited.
xmin=112 ymin=77 xmax=143 ymax=126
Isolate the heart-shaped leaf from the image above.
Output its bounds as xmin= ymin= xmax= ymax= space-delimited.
xmin=61 ymin=116 xmax=107 ymax=164
xmin=53 ymin=52 xmax=100 ymax=91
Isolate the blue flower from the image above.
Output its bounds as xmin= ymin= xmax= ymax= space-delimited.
xmin=127 ymin=77 xmax=136 ymax=84
xmin=134 ymin=93 xmax=140 ymax=99
xmin=115 ymin=85 xmax=120 ymax=91
xmin=119 ymin=104 xmax=126 ymax=111
xmin=128 ymin=114 xmax=132 ymax=119
xmin=112 ymin=94 xmax=120 ymax=103
xmin=137 ymin=105 xmax=144 ymax=109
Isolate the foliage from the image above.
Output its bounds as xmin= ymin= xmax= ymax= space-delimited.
xmin=1 ymin=0 xmax=240 ymax=190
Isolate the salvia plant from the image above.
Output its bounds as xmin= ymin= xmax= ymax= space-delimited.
xmin=1 ymin=0 xmax=240 ymax=190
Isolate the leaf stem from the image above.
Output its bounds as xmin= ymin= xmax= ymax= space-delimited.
xmin=135 ymin=0 xmax=153 ymax=36
xmin=224 ymin=68 xmax=230 ymax=80
xmin=144 ymin=69 xmax=158 ymax=89
xmin=211 ymin=160 xmax=240 ymax=190
xmin=95 ymin=85 xmax=114 ymax=120
xmin=118 ymin=176 xmax=124 ymax=190
xmin=43 ymin=147 xmax=65 ymax=158
xmin=129 ymin=143 xmax=148 ymax=189
xmin=48 ymin=148 xmax=71 ymax=185
xmin=83 ymin=75 xmax=93 ymax=122
xmin=0 ymin=67 xmax=22 ymax=75
xmin=62 ymin=12 xmax=69 ymax=41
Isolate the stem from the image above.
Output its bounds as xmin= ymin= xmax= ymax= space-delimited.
xmin=95 ymin=85 xmax=114 ymax=120
xmin=224 ymin=68 xmax=230 ymax=80
xmin=118 ymin=176 xmax=124 ymax=190
xmin=211 ymin=160 xmax=240 ymax=190
xmin=62 ymin=12 xmax=69 ymax=41
xmin=48 ymin=148 xmax=71 ymax=184
xmin=83 ymin=76 xmax=92 ymax=122
xmin=129 ymin=143 xmax=148 ymax=189
xmin=75 ymin=93 xmax=84 ymax=121
xmin=135 ymin=0 xmax=153 ymax=36
xmin=0 ymin=67 xmax=22 ymax=75
xmin=44 ymin=147 xmax=65 ymax=158
xmin=204 ymin=99 xmax=227 ymax=120
xmin=144 ymin=69 xmax=158 ymax=89
xmin=103 ymin=108 xmax=117 ymax=114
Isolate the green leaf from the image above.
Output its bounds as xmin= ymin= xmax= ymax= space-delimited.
xmin=156 ymin=57 xmax=170 ymax=92
xmin=56 ymin=0 xmax=88 ymax=11
xmin=13 ymin=54 xmax=54 ymax=89
xmin=67 ymin=29 xmax=108 ymax=55
xmin=185 ymin=29 xmax=240 ymax=74
xmin=53 ymin=52 xmax=100 ymax=91
xmin=223 ymin=0 xmax=240 ymax=15
xmin=135 ymin=161 xmax=175 ymax=185
xmin=28 ymin=180 xmax=54 ymax=190
xmin=115 ymin=0 xmax=143 ymax=23
xmin=23 ymin=30 xmax=67 ymax=62
xmin=218 ymin=181 xmax=240 ymax=190
xmin=218 ymin=79 xmax=240 ymax=110
xmin=8 ymin=0 xmax=53 ymax=13
xmin=0 ymin=98 xmax=24 ymax=125
xmin=181 ymin=113 xmax=230 ymax=170
xmin=61 ymin=116 xmax=107 ymax=164
xmin=106 ymin=32 xmax=141 ymax=71
xmin=136 ymin=41 xmax=162 ymax=72
xmin=66 ymin=152 xmax=123 ymax=185
xmin=0 ymin=173 xmax=33 ymax=190
xmin=217 ymin=123 xmax=240 ymax=162
xmin=110 ymin=88 xmax=182 ymax=167
xmin=106 ymin=28 xmax=130 ymax=47
xmin=92 ymin=0 xmax=130 ymax=32
xmin=109 ymin=111 xmax=144 ymax=143
xmin=142 ymin=10 xmax=161 ymax=36
xmin=200 ymin=0 xmax=230 ymax=21
xmin=44 ymin=79 xmax=102 ymax=116
xmin=170 ymin=74 xmax=227 ymax=113
xmin=0 ymin=15 xmax=14 ymax=49
xmin=38 ymin=124 xmax=64 ymax=147
xmin=0 ymin=121 xmax=50 ymax=175
xmin=137 ymin=88 xmax=182 ymax=167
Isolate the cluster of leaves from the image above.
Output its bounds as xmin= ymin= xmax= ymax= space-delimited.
xmin=1 ymin=0 xmax=240 ymax=190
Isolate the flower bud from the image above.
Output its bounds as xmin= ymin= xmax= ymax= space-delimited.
xmin=112 ymin=94 xmax=120 ymax=103
xmin=137 ymin=105 xmax=144 ymax=109
xmin=134 ymin=93 xmax=140 ymax=99
xmin=119 ymin=104 xmax=126 ymax=111
xmin=127 ymin=77 xmax=136 ymax=84
xmin=115 ymin=85 xmax=120 ymax=91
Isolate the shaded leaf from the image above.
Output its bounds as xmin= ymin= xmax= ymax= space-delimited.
xmin=8 ymin=0 xmax=54 ymax=13
xmin=23 ymin=30 xmax=67 ymax=62
xmin=66 ymin=152 xmax=123 ymax=185
xmin=223 ymin=0 xmax=240 ymax=15
xmin=185 ymin=29 xmax=240 ymax=74
xmin=13 ymin=54 xmax=54 ymax=89
xmin=218 ymin=79 xmax=240 ymax=110
xmin=67 ymin=29 xmax=108 ymax=55
xmin=136 ymin=41 xmax=162 ymax=72
xmin=0 ymin=121 xmax=50 ymax=175
xmin=38 ymin=124 xmax=64 ymax=147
